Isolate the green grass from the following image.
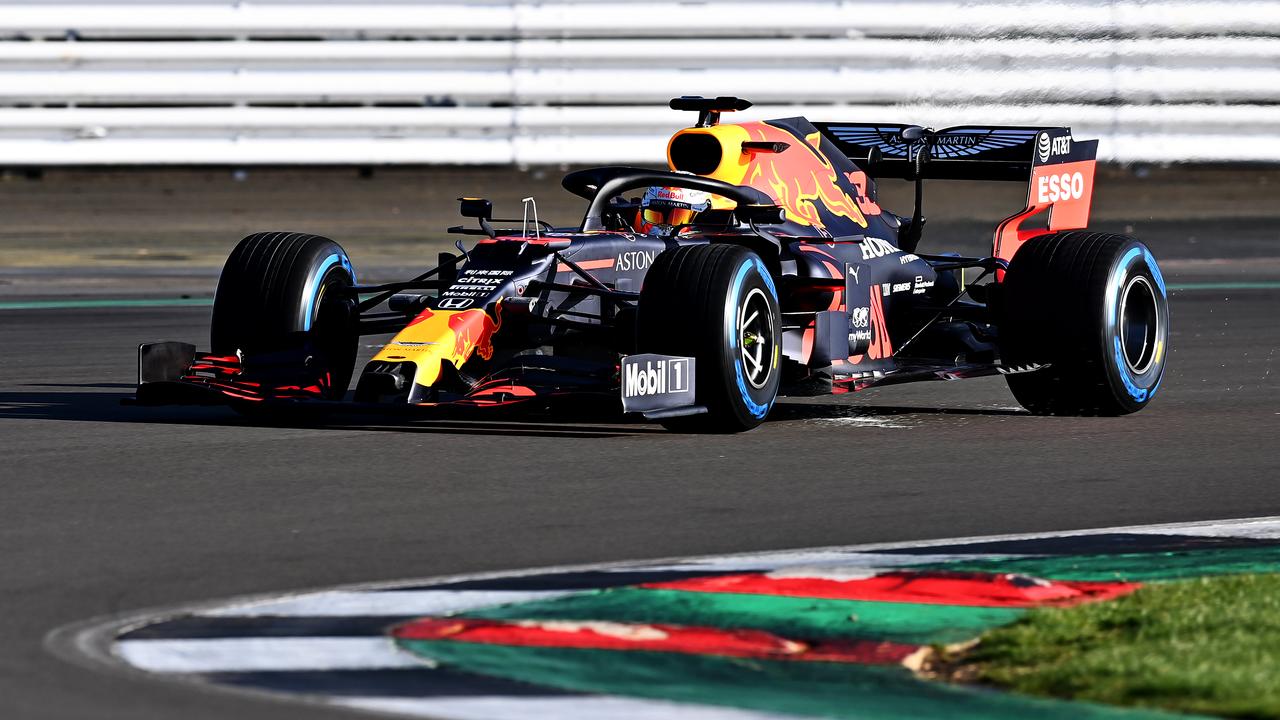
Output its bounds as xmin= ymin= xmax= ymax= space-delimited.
xmin=962 ymin=574 xmax=1280 ymax=718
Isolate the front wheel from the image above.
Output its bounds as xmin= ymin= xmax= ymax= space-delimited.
xmin=999 ymin=231 xmax=1169 ymax=415
xmin=638 ymin=244 xmax=781 ymax=432
xmin=211 ymin=231 xmax=359 ymax=400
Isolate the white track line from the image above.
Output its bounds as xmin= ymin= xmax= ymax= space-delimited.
xmin=198 ymin=557 xmax=1012 ymax=620
xmin=116 ymin=637 xmax=424 ymax=672
xmin=728 ymin=515 xmax=1280 ymax=556
xmin=613 ymin=552 xmax=1012 ymax=574
xmin=338 ymin=696 xmax=792 ymax=720
xmin=1121 ymin=517 xmax=1280 ymax=538
xmin=202 ymin=590 xmax=579 ymax=618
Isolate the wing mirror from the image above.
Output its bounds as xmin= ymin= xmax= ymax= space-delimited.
xmin=897 ymin=127 xmax=935 ymax=252
xmin=457 ymin=197 xmax=496 ymax=238
xmin=900 ymin=125 xmax=935 ymax=164
xmin=901 ymin=125 xmax=928 ymax=142
xmin=458 ymin=197 xmax=493 ymax=220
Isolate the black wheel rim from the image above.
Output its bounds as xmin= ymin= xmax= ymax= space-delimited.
xmin=1119 ymin=274 xmax=1160 ymax=375
xmin=737 ymin=286 xmax=776 ymax=390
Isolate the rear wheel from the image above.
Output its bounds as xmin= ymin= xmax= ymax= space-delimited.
xmin=211 ymin=232 xmax=359 ymax=400
xmin=638 ymin=244 xmax=781 ymax=432
xmin=999 ymin=231 xmax=1169 ymax=415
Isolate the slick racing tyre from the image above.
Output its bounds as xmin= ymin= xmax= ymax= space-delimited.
xmin=638 ymin=244 xmax=781 ymax=432
xmin=999 ymin=231 xmax=1169 ymax=415
xmin=212 ymin=232 xmax=359 ymax=400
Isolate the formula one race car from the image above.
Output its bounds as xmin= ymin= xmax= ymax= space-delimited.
xmin=133 ymin=96 xmax=1169 ymax=432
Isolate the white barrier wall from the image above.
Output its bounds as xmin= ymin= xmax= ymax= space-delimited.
xmin=0 ymin=1 xmax=1277 ymax=165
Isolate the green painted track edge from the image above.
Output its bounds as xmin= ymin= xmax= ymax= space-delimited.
xmin=1167 ymin=281 xmax=1280 ymax=291
xmin=0 ymin=297 xmax=213 ymax=310
xmin=0 ymin=291 xmax=399 ymax=311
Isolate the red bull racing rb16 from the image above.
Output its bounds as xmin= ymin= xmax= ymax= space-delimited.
xmin=133 ymin=96 xmax=1170 ymax=432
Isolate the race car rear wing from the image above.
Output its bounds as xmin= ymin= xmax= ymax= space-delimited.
xmin=815 ymin=123 xmax=1100 ymax=264
xmin=814 ymin=123 xmax=1097 ymax=183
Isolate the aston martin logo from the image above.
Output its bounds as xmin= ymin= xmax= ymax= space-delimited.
xmin=827 ymin=126 xmax=1041 ymax=159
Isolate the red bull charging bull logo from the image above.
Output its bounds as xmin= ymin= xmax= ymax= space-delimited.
xmin=742 ymin=123 xmax=868 ymax=233
xmin=372 ymin=306 xmax=503 ymax=391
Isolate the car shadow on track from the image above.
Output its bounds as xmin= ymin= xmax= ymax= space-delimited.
xmin=0 ymin=385 xmax=669 ymax=439
xmin=770 ymin=401 xmax=1029 ymax=421
xmin=0 ymin=385 xmax=1028 ymax=438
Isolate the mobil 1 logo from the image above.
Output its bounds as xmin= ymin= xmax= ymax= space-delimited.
xmin=621 ymin=353 xmax=696 ymax=414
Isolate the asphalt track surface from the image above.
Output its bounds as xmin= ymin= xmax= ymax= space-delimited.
xmin=3 ymin=164 xmax=1280 ymax=720
xmin=0 ymin=282 xmax=1276 ymax=719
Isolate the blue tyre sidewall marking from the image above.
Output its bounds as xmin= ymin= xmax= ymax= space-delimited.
xmin=1109 ymin=245 xmax=1167 ymax=403
xmin=1140 ymin=246 xmax=1167 ymax=400
xmin=728 ymin=257 xmax=778 ymax=419
xmin=302 ymin=252 xmax=355 ymax=332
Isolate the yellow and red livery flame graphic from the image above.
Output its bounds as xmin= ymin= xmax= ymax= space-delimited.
xmin=844 ymin=170 xmax=883 ymax=217
xmin=668 ymin=121 xmax=867 ymax=234
xmin=745 ymin=125 xmax=867 ymax=231
xmin=371 ymin=305 xmax=502 ymax=390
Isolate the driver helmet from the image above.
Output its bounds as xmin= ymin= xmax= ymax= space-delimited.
xmin=633 ymin=185 xmax=712 ymax=236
